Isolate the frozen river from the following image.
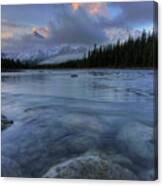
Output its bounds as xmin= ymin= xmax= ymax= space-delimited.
xmin=1 ymin=69 xmax=157 ymax=180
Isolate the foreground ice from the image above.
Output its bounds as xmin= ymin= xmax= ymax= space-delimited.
xmin=1 ymin=69 xmax=157 ymax=180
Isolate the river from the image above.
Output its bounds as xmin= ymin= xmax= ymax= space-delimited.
xmin=1 ymin=69 xmax=157 ymax=180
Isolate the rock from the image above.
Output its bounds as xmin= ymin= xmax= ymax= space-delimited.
xmin=90 ymin=71 xmax=105 ymax=76
xmin=116 ymin=122 xmax=155 ymax=167
xmin=70 ymin=74 xmax=78 ymax=78
xmin=1 ymin=115 xmax=13 ymax=130
xmin=1 ymin=156 xmax=22 ymax=177
xmin=105 ymin=154 xmax=134 ymax=170
xmin=43 ymin=155 xmax=137 ymax=180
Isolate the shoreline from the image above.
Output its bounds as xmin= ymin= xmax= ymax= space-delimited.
xmin=2 ymin=67 xmax=156 ymax=72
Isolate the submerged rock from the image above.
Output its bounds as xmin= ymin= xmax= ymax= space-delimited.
xmin=1 ymin=156 xmax=22 ymax=177
xmin=70 ymin=74 xmax=78 ymax=78
xmin=90 ymin=71 xmax=105 ymax=76
xmin=116 ymin=122 xmax=155 ymax=167
xmin=1 ymin=115 xmax=13 ymax=130
xmin=43 ymin=155 xmax=137 ymax=180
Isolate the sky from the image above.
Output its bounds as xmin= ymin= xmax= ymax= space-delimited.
xmin=1 ymin=1 xmax=155 ymax=53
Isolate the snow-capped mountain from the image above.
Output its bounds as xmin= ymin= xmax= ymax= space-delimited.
xmin=39 ymin=53 xmax=84 ymax=64
xmin=40 ymin=45 xmax=86 ymax=64
xmin=2 ymin=45 xmax=87 ymax=64
xmin=33 ymin=30 xmax=45 ymax=39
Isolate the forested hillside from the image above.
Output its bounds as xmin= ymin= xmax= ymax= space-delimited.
xmin=1 ymin=31 xmax=158 ymax=70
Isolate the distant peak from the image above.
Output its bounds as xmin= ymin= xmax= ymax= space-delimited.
xmin=32 ymin=30 xmax=45 ymax=39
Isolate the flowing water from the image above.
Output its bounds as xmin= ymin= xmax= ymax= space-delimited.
xmin=1 ymin=69 xmax=157 ymax=179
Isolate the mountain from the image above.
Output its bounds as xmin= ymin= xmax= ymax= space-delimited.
xmin=2 ymin=50 xmax=50 ymax=63
xmin=39 ymin=45 xmax=86 ymax=64
xmin=33 ymin=30 xmax=45 ymax=39
xmin=2 ymin=45 xmax=87 ymax=64
xmin=39 ymin=53 xmax=84 ymax=64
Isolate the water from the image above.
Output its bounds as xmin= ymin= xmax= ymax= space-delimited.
xmin=1 ymin=69 xmax=157 ymax=179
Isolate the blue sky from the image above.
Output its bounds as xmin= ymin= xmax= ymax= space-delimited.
xmin=1 ymin=1 xmax=155 ymax=53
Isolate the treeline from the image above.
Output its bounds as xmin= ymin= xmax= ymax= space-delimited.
xmin=1 ymin=30 xmax=158 ymax=71
xmin=85 ymin=30 xmax=157 ymax=69
xmin=1 ymin=58 xmax=33 ymax=71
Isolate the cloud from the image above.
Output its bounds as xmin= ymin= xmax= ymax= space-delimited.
xmin=1 ymin=20 xmax=49 ymax=52
xmin=1 ymin=31 xmax=13 ymax=40
xmin=44 ymin=5 xmax=107 ymax=45
xmin=104 ymin=27 xmax=141 ymax=43
xmin=1 ymin=4 xmax=108 ymax=52
xmin=71 ymin=2 xmax=109 ymax=17
xmin=1 ymin=19 xmax=32 ymax=51
xmin=108 ymin=1 xmax=154 ymax=28
xmin=119 ymin=2 xmax=154 ymax=23
xmin=72 ymin=3 xmax=81 ymax=11
xmin=1 ymin=19 xmax=32 ymax=39
xmin=1 ymin=2 xmax=155 ymax=53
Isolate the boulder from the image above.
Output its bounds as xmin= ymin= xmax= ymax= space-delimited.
xmin=43 ymin=155 xmax=137 ymax=180
xmin=70 ymin=74 xmax=78 ymax=78
xmin=1 ymin=115 xmax=13 ymax=130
